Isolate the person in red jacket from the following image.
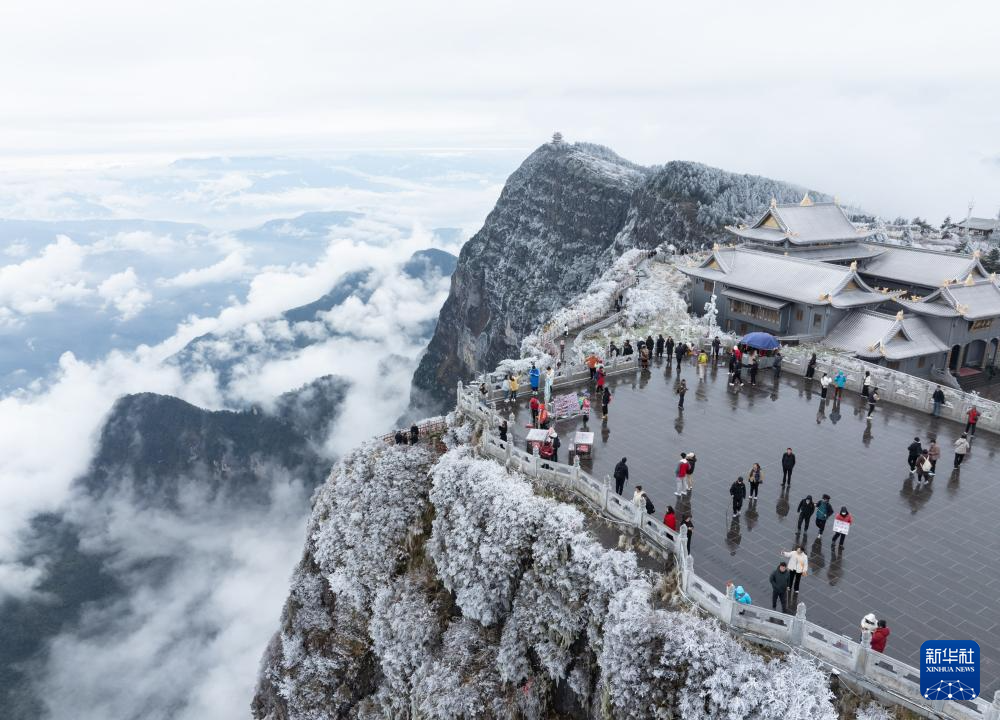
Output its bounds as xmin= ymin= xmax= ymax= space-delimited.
xmin=529 ymin=394 xmax=540 ymax=427
xmin=831 ymin=506 xmax=852 ymax=549
xmin=663 ymin=505 xmax=677 ymax=531
xmin=966 ymin=406 xmax=980 ymax=437
xmin=870 ymin=620 xmax=890 ymax=653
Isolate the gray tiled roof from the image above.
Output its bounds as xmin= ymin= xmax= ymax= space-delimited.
xmin=760 ymin=243 xmax=887 ymax=263
xmin=892 ymin=295 xmax=959 ymax=317
xmin=954 ymin=217 xmax=999 ymax=232
xmin=728 ymin=202 xmax=874 ymax=245
xmin=860 ymin=246 xmax=988 ymax=289
xmin=721 ymin=288 xmax=788 ymax=309
xmin=682 ymin=248 xmax=890 ymax=306
xmin=944 ymin=282 xmax=1000 ymax=320
xmin=822 ymin=310 xmax=948 ymax=360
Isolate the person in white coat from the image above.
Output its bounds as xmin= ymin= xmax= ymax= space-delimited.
xmin=860 ymin=612 xmax=879 ymax=641
xmin=954 ymin=433 xmax=970 ymax=468
xmin=781 ymin=545 xmax=809 ymax=595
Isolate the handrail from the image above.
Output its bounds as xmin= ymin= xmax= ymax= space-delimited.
xmin=454 ymin=381 xmax=1000 ymax=720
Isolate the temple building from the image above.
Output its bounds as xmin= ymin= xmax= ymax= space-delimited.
xmin=951 ymin=216 xmax=999 ymax=241
xmin=681 ymin=195 xmax=1000 ymax=389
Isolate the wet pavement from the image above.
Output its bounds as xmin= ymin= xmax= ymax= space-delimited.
xmin=506 ymin=357 xmax=1000 ymax=694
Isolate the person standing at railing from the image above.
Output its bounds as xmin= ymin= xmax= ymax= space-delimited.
xmin=510 ymin=374 xmax=520 ymax=402
xmin=663 ymin=505 xmax=677 ymax=531
xmin=860 ymin=613 xmax=879 ymax=642
xmin=931 ymin=386 xmax=945 ymax=417
xmin=861 ymin=370 xmax=872 ymax=397
xmin=613 ymin=457 xmax=629 ymax=495
xmin=806 ymin=353 xmax=817 ymax=380
xmin=834 ymin=371 xmax=846 ymax=400
xmin=528 ymin=363 xmax=540 ymax=394
xmin=681 ymin=514 xmax=694 ymax=554
xmin=966 ymin=405 xmax=979 ymax=437
xmin=409 ymin=424 xmax=419 ymax=445
xmin=502 ymin=375 xmax=511 ymax=401
xmin=870 ymin=619 xmax=891 ymax=653
xmin=769 ymin=561 xmax=791 ymax=612
xmin=498 ymin=419 xmax=508 ymax=442
xmin=665 ymin=336 xmax=674 ymax=363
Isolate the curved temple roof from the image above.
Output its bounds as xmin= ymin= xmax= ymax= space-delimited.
xmin=822 ymin=309 xmax=948 ymax=360
xmin=726 ymin=201 xmax=875 ymax=245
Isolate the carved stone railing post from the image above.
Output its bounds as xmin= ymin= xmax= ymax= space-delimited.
xmin=456 ymin=380 xmax=463 ymax=410
xmin=854 ymin=630 xmax=871 ymax=674
xmin=603 ymin=474 xmax=611 ymax=512
xmin=532 ymin=444 xmax=540 ymax=478
xmin=572 ymin=455 xmax=581 ymax=486
xmin=723 ymin=581 xmax=736 ymax=626
xmin=789 ymin=602 xmax=806 ymax=646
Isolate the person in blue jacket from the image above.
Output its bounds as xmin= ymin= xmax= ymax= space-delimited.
xmin=734 ymin=585 xmax=752 ymax=605
xmin=833 ymin=370 xmax=847 ymax=400
xmin=528 ymin=363 xmax=540 ymax=392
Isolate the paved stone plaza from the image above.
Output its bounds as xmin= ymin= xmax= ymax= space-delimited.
xmin=509 ymin=358 xmax=1000 ymax=694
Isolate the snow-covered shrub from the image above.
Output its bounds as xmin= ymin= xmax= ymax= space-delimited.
xmin=311 ymin=443 xmax=434 ymax=610
xmin=855 ymin=702 xmax=897 ymax=720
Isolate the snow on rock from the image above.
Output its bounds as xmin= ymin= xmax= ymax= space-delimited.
xmin=254 ymin=413 xmax=840 ymax=720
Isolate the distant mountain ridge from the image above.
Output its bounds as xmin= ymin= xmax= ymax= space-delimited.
xmin=410 ymin=141 xmax=828 ymax=411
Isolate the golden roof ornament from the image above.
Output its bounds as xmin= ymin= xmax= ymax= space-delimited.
xmin=895 ymin=310 xmax=904 ymax=321
xmin=973 ymin=249 xmax=982 ymax=258
xmin=769 ymin=197 xmax=777 ymax=209
xmin=965 ymin=274 xmax=975 ymax=286
xmin=800 ymin=192 xmax=813 ymax=206
xmin=942 ymin=278 xmax=952 ymax=287
xmin=849 ymin=260 xmax=858 ymax=271
xmin=957 ymin=303 xmax=970 ymax=315
xmin=712 ymin=243 xmax=720 ymax=251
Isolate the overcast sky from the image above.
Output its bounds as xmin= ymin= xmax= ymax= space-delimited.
xmin=0 ymin=1 xmax=998 ymax=221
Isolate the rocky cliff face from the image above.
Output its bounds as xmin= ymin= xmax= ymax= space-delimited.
xmin=410 ymin=142 xmax=826 ymax=412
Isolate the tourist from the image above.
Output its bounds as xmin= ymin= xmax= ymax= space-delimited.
xmin=749 ymin=357 xmax=759 ymax=386
xmin=773 ymin=350 xmax=782 ymax=378
xmin=954 ymin=432 xmax=970 ymax=467
xmin=537 ymin=402 xmax=549 ymax=429
xmin=674 ymin=453 xmax=689 ymax=496
xmin=665 ymin=336 xmax=675 ymax=363
xmin=747 ymin=462 xmax=763 ymax=501
xmin=586 ymin=354 xmax=600 ymax=380
xmin=732 ymin=583 xmax=752 ymax=611
xmin=805 ymin=353 xmax=817 ymax=380
xmin=498 ymin=419 xmax=508 ymax=442
xmin=559 ymin=338 xmax=566 ymax=359
xmin=862 ymin=370 xmax=872 ymax=398
xmin=615 ymin=292 xmax=623 ymax=311
xmin=502 ymin=375 xmax=511 ymax=401
xmin=697 ymin=349 xmax=708 ymax=379
xmin=681 ymin=514 xmax=694 ymax=554
xmin=916 ymin=449 xmax=932 ymax=483
xmin=528 ymin=363 xmax=540 ymax=393
xmin=509 ymin=374 xmax=520 ymax=402
xmin=712 ymin=335 xmax=721 ymax=362
xmin=860 ymin=613 xmax=879 ymax=642
xmin=819 ymin=372 xmax=831 ymax=399
xmin=530 ymin=393 xmax=540 ymax=427
xmin=479 ymin=381 xmax=488 ymax=405
xmin=907 ymin=436 xmax=923 ymax=475
xmin=596 ymin=365 xmax=606 ymax=392
xmin=623 ymin=340 xmax=634 ymax=356
xmin=814 ymin=494 xmax=833 ymax=535
xmin=655 ymin=334 xmax=665 ymax=359
xmin=410 ymin=424 xmax=419 ymax=445
xmin=927 ymin=438 xmax=940 ymax=476
xmin=613 ymin=457 xmax=629 ymax=495
xmin=663 ymin=505 xmax=677 ymax=531
xmin=394 ymin=429 xmax=405 ymax=444
xmin=866 ymin=388 xmax=879 ymax=420
xmin=632 ymin=485 xmax=646 ymax=508
xmin=782 ymin=545 xmax=809 ymax=594
xmin=544 ymin=366 xmax=554 ymax=403
xmin=601 ymin=387 xmax=612 ymax=420
xmin=608 ymin=342 xmax=619 ymax=358
xmin=730 ymin=476 xmax=747 ymax=517
xmin=677 ymin=378 xmax=688 ymax=409
xmin=640 ymin=344 xmax=650 ymax=369
xmin=769 ymin=561 xmax=791 ymax=612
xmin=796 ymin=495 xmax=815 ymax=532
xmin=932 ymin=386 xmax=945 ymax=417
xmin=674 ymin=342 xmax=685 ymax=371
xmin=646 ymin=334 xmax=655 ymax=357
xmin=966 ymin=405 xmax=980 ymax=437
xmin=548 ymin=430 xmax=561 ymax=463
xmin=870 ymin=620 xmax=891 ymax=653
xmin=834 ymin=370 xmax=846 ymax=400
xmin=733 ymin=359 xmax=744 ymax=388
xmin=830 ymin=506 xmax=852 ymax=549
xmin=781 ymin=448 xmax=796 ymax=485
xmin=685 ymin=452 xmax=697 ymax=491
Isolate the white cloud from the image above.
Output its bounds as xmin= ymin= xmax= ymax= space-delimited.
xmin=0 ymin=235 xmax=92 ymax=315
xmin=157 ymin=250 xmax=251 ymax=288
xmin=98 ymin=267 xmax=152 ymax=320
